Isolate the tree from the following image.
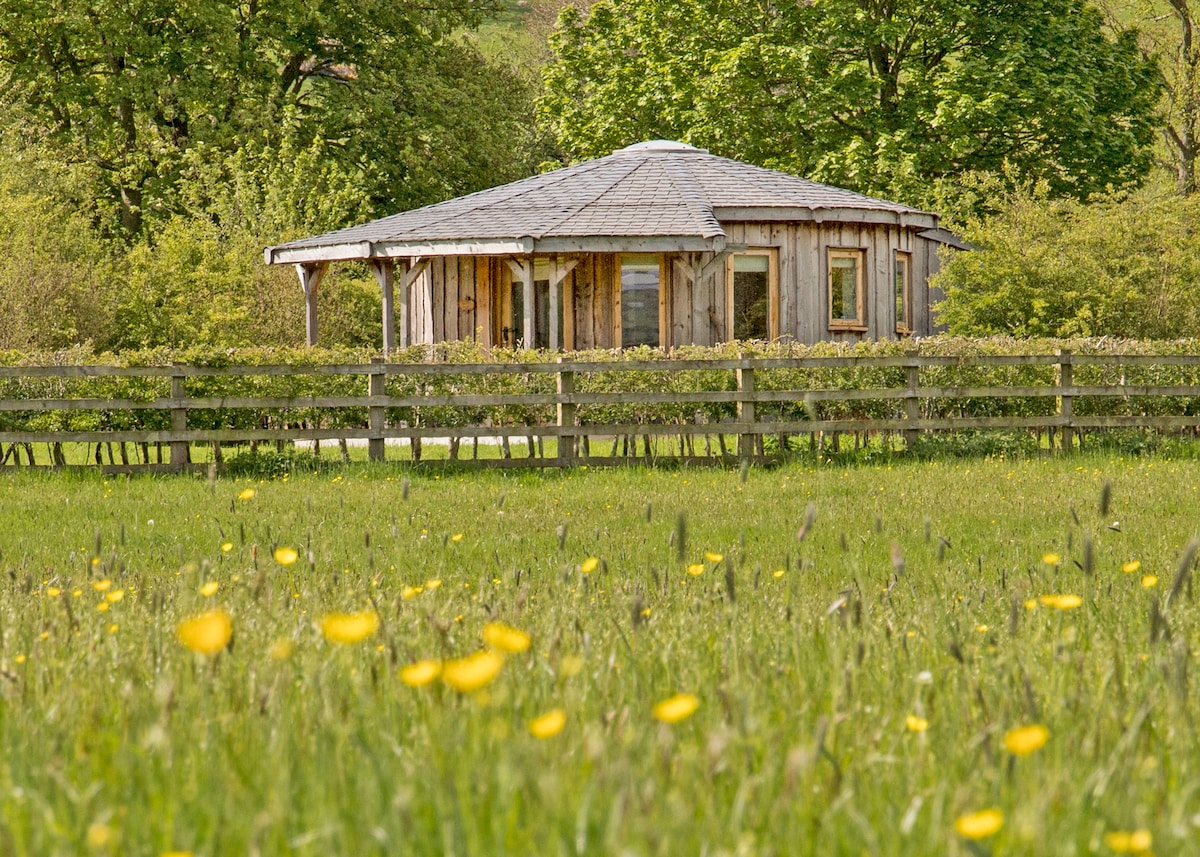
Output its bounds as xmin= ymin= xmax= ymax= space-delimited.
xmin=935 ymin=187 xmax=1200 ymax=338
xmin=541 ymin=0 xmax=1162 ymax=205
xmin=0 ymin=0 xmax=545 ymax=238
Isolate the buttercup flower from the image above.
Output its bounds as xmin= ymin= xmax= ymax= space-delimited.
xmin=442 ymin=651 xmax=505 ymax=692
xmin=652 ymin=693 xmax=699 ymax=724
xmin=483 ymin=622 xmax=530 ymax=653
xmin=1003 ymin=724 xmax=1049 ymax=756
xmin=321 ymin=611 xmax=380 ymax=644
xmin=529 ymin=708 xmax=567 ymax=738
xmin=954 ymin=808 xmax=1003 ymax=840
xmin=176 ymin=609 xmax=232 ymax=655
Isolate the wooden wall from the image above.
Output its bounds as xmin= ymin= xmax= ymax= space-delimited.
xmin=408 ymin=224 xmax=945 ymax=348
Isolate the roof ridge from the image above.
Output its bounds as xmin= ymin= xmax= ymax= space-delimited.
xmin=534 ymin=154 xmax=648 ymax=237
xmin=661 ymin=156 xmax=725 ymax=239
xmin=381 ymin=159 xmax=620 ymax=240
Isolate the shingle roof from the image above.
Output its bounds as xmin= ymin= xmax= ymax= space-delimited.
xmin=266 ymin=141 xmax=938 ymax=263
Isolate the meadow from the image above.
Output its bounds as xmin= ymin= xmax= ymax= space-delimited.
xmin=0 ymin=453 xmax=1197 ymax=856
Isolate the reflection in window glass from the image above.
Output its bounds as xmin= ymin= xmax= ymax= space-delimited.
xmin=732 ymin=254 xmax=770 ymax=340
xmin=621 ymin=255 xmax=660 ymax=347
xmin=510 ymin=259 xmax=562 ymax=349
xmin=894 ymin=252 xmax=912 ymax=333
xmin=829 ymin=251 xmax=862 ymax=325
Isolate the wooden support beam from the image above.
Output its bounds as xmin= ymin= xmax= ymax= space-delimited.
xmin=549 ymin=257 xmax=560 ymax=351
xmin=295 ymin=262 xmax=329 ymax=346
xmin=369 ymin=260 xmax=396 ymax=356
xmin=523 ymin=256 xmax=535 ymax=347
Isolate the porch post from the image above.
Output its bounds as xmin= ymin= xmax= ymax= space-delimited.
xmin=522 ymin=256 xmax=535 ymax=347
xmin=369 ymin=260 xmax=396 ymax=356
xmin=548 ymin=256 xmax=560 ymax=351
xmin=295 ymin=262 xmax=328 ymax=347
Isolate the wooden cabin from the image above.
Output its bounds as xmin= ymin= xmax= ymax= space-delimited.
xmin=265 ymin=141 xmax=958 ymax=352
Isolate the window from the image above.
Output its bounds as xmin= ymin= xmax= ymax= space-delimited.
xmin=894 ymin=251 xmax=912 ymax=334
xmin=828 ymin=248 xmax=865 ymax=330
xmin=504 ymin=258 xmax=564 ymax=349
xmin=726 ymin=248 xmax=779 ymax=341
xmin=620 ymin=254 xmax=662 ymax=347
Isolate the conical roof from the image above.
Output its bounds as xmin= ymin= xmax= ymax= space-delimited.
xmin=266 ymin=142 xmax=937 ymax=264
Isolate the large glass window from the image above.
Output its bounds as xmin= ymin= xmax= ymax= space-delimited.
xmin=620 ymin=254 xmax=661 ymax=347
xmin=828 ymin=248 xmax=865 ymax=329
xmin=894 ymin=251 xmax=912 ymax=334
xmin=507 ymin=259 xmax=563 ymax=349
xmin=726 ymin=249 xmax=779 ymax=341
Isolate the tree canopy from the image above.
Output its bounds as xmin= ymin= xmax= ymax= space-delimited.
xmin=0 ymin=0 xmax=547 ymax=238
xmin=541 ymin=0 xmax=1162 ymax=205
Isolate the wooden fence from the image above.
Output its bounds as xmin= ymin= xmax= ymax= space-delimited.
xmin=2 ymin=351 xmax=1200 ymax=472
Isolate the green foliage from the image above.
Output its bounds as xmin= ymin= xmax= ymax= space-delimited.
xmin=541 ymin=0 xmax=1161 ymax=205
xmin=0 ymin=0 xmax=547 ymax=238
xmin=936 ymin=189 xmax=1200 ymax=338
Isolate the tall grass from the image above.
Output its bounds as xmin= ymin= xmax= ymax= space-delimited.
xmin=0 ymin=455 xmax=1196 ymax=855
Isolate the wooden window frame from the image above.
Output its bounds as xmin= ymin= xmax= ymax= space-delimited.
xmin=614 ymin=253 xmax=669 ymax=349
xmin=827 ymin=247 xmax=867 ymax=332
xmin=494 ymin=255 xmax=576 ymax=350
xmin=894 ymin=250 xmax=913 ymax=335
xmin=725 ymin=247 xmax=780 ymax=342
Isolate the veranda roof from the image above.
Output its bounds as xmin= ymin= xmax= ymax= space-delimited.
xmin=265 ymin=141 xmax=939 ymax=265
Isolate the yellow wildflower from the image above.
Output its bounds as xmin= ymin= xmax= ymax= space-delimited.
xmin=1042 ymin=553 xmax=1061 ymax=565
xmin=1103 ymin=829 xmax=1152 ymax=853
xmin=652 ymin=693 xmax=699 ymax=724
xmin=529 ymin=708 xmax=567 ymax=738
xmin=176 ymin=609 xmax=232 ymax=655
xmin=400 ymin=660 xmax=442 ymax=687
xmin=1003 ymin=724 xmax=1049 ymax=756
xmin=580 ymin=557 xmax=599 ymax=574
xmin=220 ymin=542 xmax=234 ymax=553
xmin=954 ymin=809 xmax=1003 ymax=840
xmin=238 ymin=487 xmax=256 ymax=500
xmin=442 ymin=651 xmax=505 ymax=693
xmin=905 ymin=715 xmax=929 ymax=732
xmin=704 ymin=551 xmax=724 ymax=563
xmin=199 ymin=581 xmax=219 ymax=597
xmin=274 ymin=546 xmax=299 ymax=566
xmin=105 ymin=590 xmax=124 ymax=603
xmin=424 ymin=579 xmax=442 ymax=590
xmin=93 ymin=579 xmax=112 ymax=592
xmin=686 ymin=563 xmax=705 ymax=576
xmin=86 ymin=822 xmax=112 ymax=848
xmin=401 ymin=586 xmax=423 ymax=600
xmin=450 ymin=533 xmax=464 ymax=543
xmin=483 ymin=622 xmax=531 ymax=653
xmin=1122 ymin=560 xmax=1141 ymax=574
xmin=1039 ymin=594 xmax=1083 ymax=610
xmin=321 ymin=611 xmax=380 ymax=644
xmin=1141 ymin=575 xmax=1158 ymax=589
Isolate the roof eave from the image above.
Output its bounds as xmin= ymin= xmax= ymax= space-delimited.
xmin=266 ymin=234 xmax=725 ymax=264
xmin=711 ymin=206 xmax=939 ymax=229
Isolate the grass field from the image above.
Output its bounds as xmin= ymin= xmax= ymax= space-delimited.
xmin=0 ymin=453 xmax=1197 ymax=855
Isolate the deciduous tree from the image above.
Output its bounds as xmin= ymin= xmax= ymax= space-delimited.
xmin=541 ymin=0 xmax=1162 ymax=204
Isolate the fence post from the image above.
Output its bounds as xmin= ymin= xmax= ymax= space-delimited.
xmin=1057 ymin=348 xmax=1073 ymax=452
xmin=170 ymin=369 xmax=189 ymax=472
xmin=368 ymin=359 xmax=386 ymax=462
xmin=557 ymin=357 xmax=576 ymax=465
xmin=904 ymin=355 xmax=921 ymax=450
xmin=737 ymin=360 xmax=756 ymax=460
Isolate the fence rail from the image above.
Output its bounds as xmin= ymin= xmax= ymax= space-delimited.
xmin=2 ymin=351 xmax=1199 ymax=472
